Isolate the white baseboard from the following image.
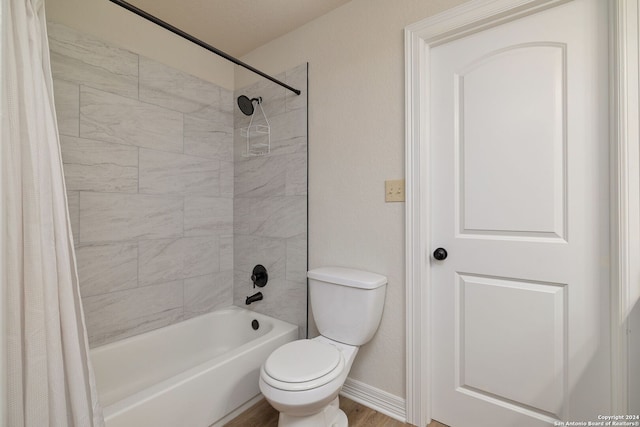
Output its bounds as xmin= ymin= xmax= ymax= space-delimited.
xmin=340 ymin=377 xmax=406 ymax=423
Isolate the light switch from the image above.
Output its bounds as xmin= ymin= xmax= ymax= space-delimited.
xmin=385 ymin=179 xmax=405 ymax=202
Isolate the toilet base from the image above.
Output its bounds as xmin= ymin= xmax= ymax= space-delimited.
xmin=277 ymin=397 xmax=348 ymax=427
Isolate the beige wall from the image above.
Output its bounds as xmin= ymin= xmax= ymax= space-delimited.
xmin=237 ymin=0 xmax=469 ymax=398
xmin=44 ymin=0 xmax=234 ymax=89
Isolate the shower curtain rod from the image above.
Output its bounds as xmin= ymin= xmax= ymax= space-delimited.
xmin=107 ymin=0 xmax=302 ymax=96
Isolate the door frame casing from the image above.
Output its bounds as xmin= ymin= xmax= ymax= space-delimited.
xmin=404 ymin=0 xmax=639 ymax=425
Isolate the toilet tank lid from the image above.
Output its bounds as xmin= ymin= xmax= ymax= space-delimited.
xmin=307 ymin=267 xmax=387 ymax=290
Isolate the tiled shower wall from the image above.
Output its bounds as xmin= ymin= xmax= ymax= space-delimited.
xmin=49 ymin=23 xmax=235 ymax=346
xmin=233 ymin=66 xmax=308 ymax=337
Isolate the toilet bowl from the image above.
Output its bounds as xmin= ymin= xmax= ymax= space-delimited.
xmin=259 ymin=336 xmax=358 ymax=426
xmin=259 ymin=267 xmax=387 ymax=427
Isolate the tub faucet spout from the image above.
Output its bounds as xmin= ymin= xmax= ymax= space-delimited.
xmin=245 ymin=292 xmax=263 ymax=305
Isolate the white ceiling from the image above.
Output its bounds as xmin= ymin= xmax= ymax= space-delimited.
xmin=127 ymin=0 xmax=353 ymax=57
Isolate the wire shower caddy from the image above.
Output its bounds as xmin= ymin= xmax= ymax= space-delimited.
xmin=241 ymin=97 xmax=271 ymax=157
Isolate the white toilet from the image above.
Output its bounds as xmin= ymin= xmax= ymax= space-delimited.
xmin=259 ymin=267 xmax=387 ymax=427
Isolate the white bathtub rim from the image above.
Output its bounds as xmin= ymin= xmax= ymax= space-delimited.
xmin=97 ymin=306 xmax=298 ymax=419
xmin=91 ymin=305 xmax=271 ymax=355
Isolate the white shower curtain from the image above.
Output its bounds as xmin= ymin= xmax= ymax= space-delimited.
xmin=1 ymin=0 xmax=105 ymax=426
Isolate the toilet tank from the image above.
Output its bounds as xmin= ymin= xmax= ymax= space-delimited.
xmin=307 ymin=267 xmax=387 ymax=346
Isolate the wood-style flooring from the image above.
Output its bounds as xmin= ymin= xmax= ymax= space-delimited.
xmin=224 ymin=396 xmax=449 ymax=427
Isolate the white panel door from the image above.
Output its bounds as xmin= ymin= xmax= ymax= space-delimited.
xmin=430 ymin=1 xmax=611 ymax=426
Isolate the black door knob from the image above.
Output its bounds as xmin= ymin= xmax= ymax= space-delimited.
xmin=433 ymin=248 xmax=448 ymax=261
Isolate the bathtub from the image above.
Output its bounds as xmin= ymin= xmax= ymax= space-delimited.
xmin=90 ymin=306 xmax=298 ymax=427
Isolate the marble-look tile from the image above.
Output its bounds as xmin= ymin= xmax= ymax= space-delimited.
xmin=285 ymin=64 xmax=307 ymax=112
xmin=80 ymin=86 xmax=183 ymax=153
xmin=234 ymin=196 xmax=306 ymax=239
xmin=188 ymin=88 xmax=233 ymax=123
xmin=53 ymin=79 xmax=79 ymax=136
xmin=219 ymin=161 xmax=234 ymax=198
xmin=79 ymin=192 xmax=183 ymax=242
xmin=88 ymin=308 xmax=184 ymax=347
xmin=220 ymin=88 xmax=234 ymax=115
xmin=139 ymin=149 xmax=220 ymax=196
xmin=138 ymin=238 xmax=184 ymax=286
xmin=286 ymin=234 xmax=307 ymax=282
xmin=60 ymin=135 xmax=138 ymax=193
xmin=233 ymin=269 xmax=257 ymax=304
xmin=269 ymin=109 xmax=307 ymax=142
xmin=184 ymin=196 xmax=232 ymax=237
xmin=234 ymin=74 xmax=286 ymax=125
xmin=183 ymin=237 xmax=221 ymax=278
xmin=139 ymin=57 xmax=220 ymax=113
xmin=233 ymin=131 xmax=248 ymax=162
xmin=48 ymin=23 xmax=138 ymax=99
xmin=270 ymin=279 xmax=307 ymax=331
xmin=76 ymin=242 xmax=137 ymax=297
xmin=48 ymin=24 xmax=315 ymax=346
xmin=83 ymin=280 xmax=183 ymax=346
xmin=138 ymin=237 xmax=220 ymax=286
xmin=234 ymin=155 xmax=287 ymax=198
xmin=184 ymin=271 xmax=233 ymax=316
xmin=66 ymin=191 xmax=79 ymax=244
xmin=234 ymin=235 xmax=286 ymax=280
xmin=219 ymin=235 xmax=233 ymax=272
xmin=272 ymin=136 xmax=307 ymax=157
xmin=282 ymin=279 xmax=308 ymax=335
xmin=184 ymin=114 xmax=233 ymax=162
xmin=286 ymin=152 xmax=307 ymax=196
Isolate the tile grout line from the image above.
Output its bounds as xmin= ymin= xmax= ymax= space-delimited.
xmin=136 ymin=55 xmax=141 ymax=296
xmin=137 ymin=53 xmax=140 ymax=101
xmin=77 ymin=81 xmax=81 ymax=138
xmin=75 ymin=83 xmax=81 ymax=246
xmin=77 ymin=191 xmax=81 ymax=246
xmin=182 ymin=194 xmax=186 ymax=316
xmin=181 ymin=188 xmax=185 ymax=318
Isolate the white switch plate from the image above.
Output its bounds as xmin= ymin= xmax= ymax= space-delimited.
xmin=385 ymin=179 xmax=405 ymax=202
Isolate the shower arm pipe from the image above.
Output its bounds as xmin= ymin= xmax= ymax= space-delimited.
xmin=107 ymin=0 xmax=301 ymax=96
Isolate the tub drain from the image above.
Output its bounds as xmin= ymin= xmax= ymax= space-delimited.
xmin=251 ymin=319 xmax=259 ymax=330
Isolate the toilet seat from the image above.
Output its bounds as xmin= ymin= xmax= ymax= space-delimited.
xmin=261 ymin=340 xmax=345 ymax=391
